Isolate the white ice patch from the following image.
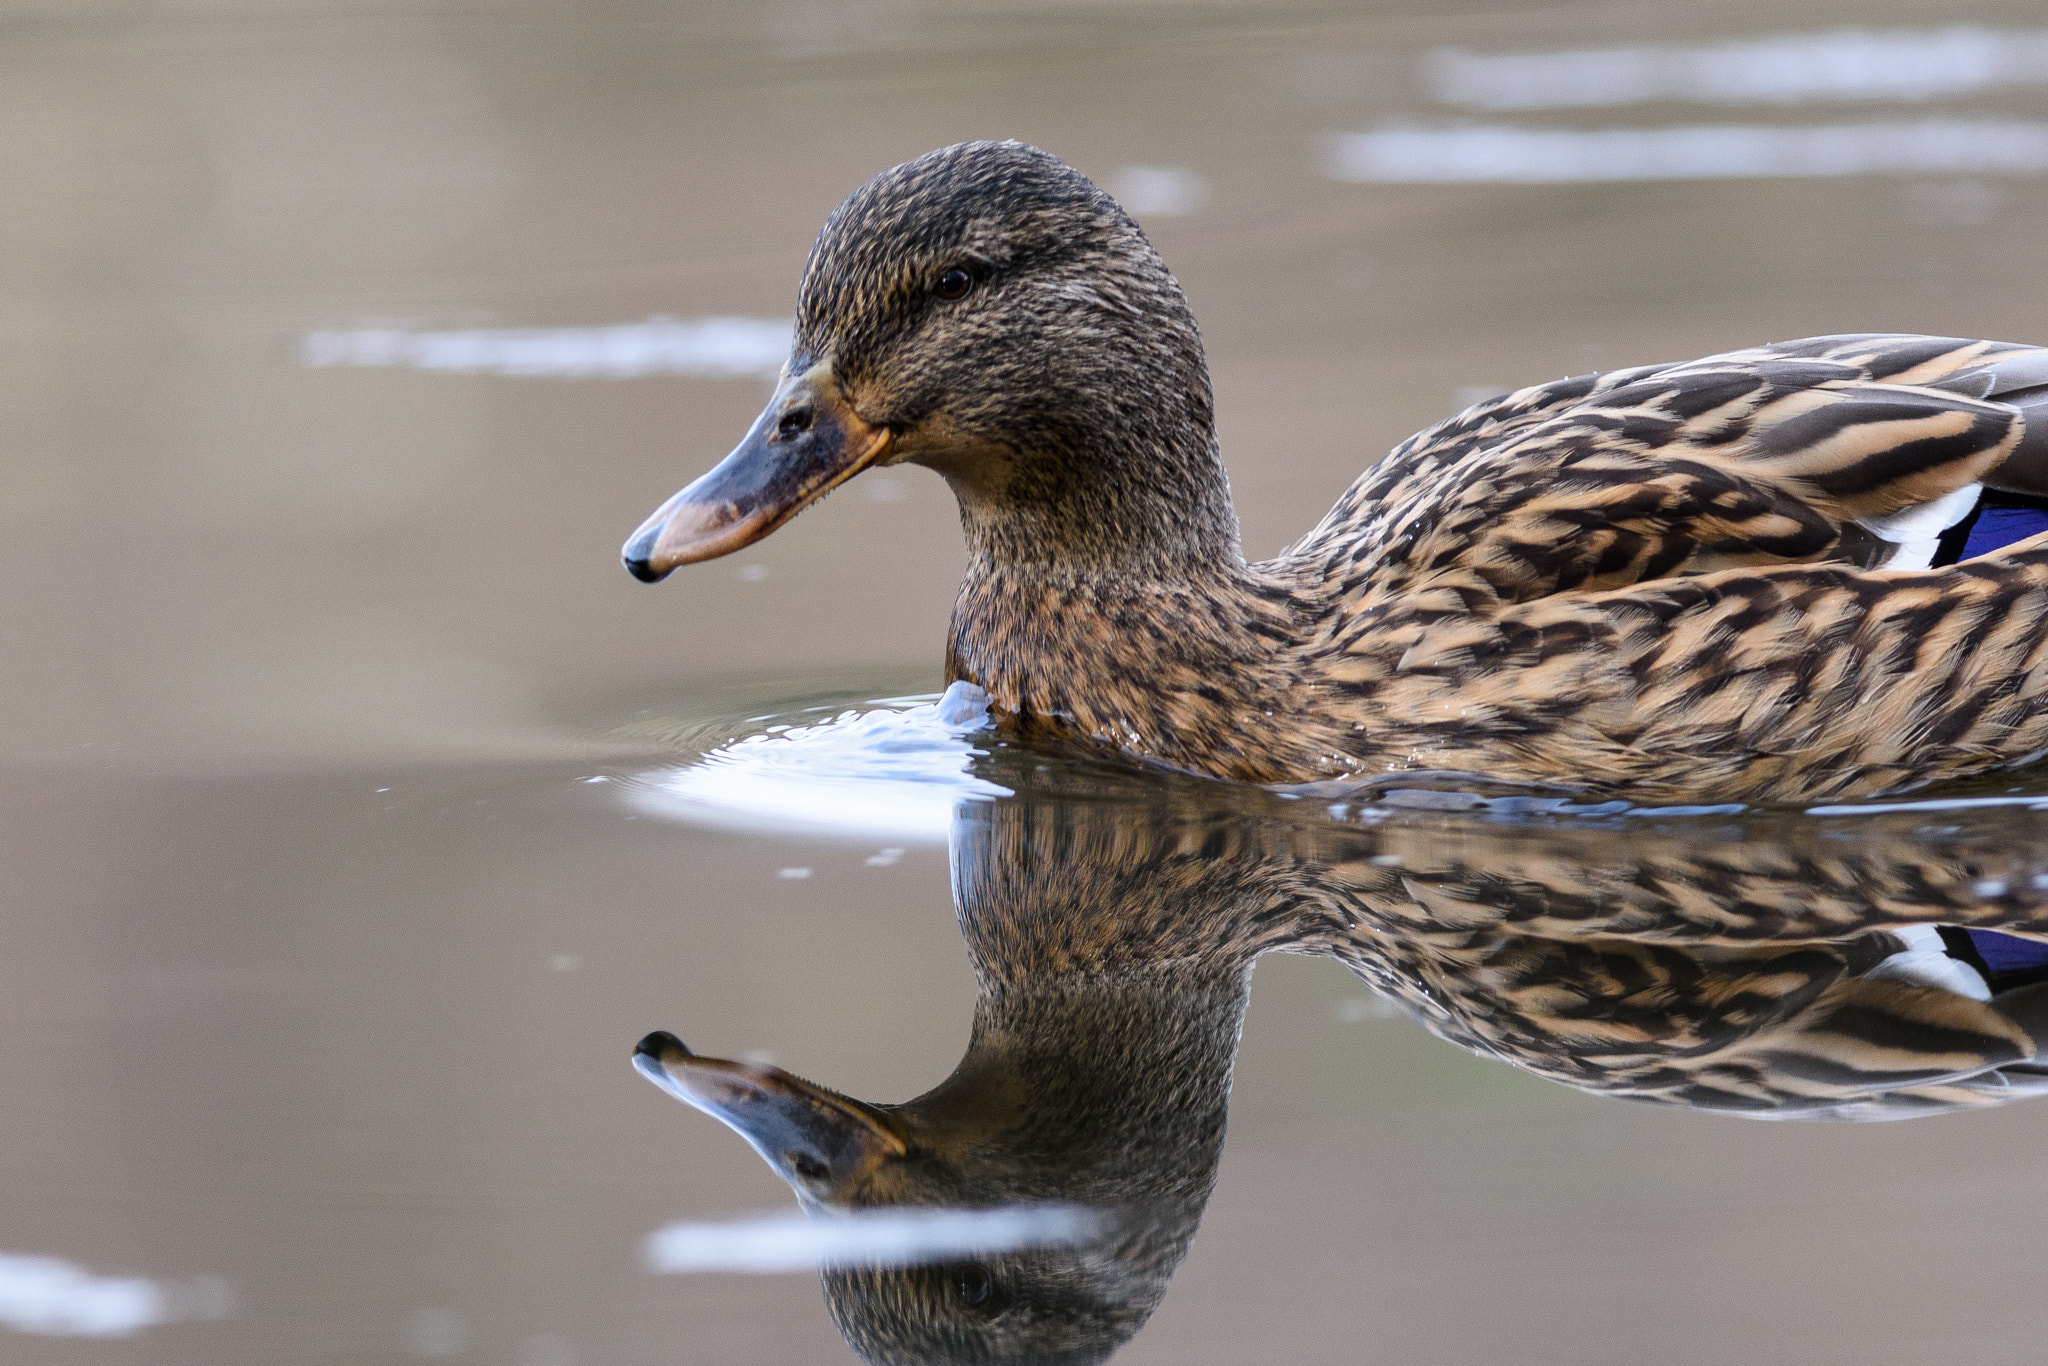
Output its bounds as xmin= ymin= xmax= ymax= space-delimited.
xmin=627 ymin=682 xmax=1008 ymax=843
xmin=1858 ymin=481 xmax=1982 ymax=571
xmin=645 ymin=1204 xmax=1105 ymax=1274
xmin=1424 ymin=26 xmax=2048 ymax=113
xmin=1321 ymin=119 xmax=2048 ymax=185
xmin=0 ymin=1253 xmax=232 ymax=1338
xmin=300 ymin=316 xmax=791 ymax=380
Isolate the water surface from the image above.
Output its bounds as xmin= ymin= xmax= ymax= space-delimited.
xmin=15 ymin=2 xmax=2048 ymax=1363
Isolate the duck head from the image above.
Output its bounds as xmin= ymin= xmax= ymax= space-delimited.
xmin=623 ymin=140 xmax=1239 ymax=583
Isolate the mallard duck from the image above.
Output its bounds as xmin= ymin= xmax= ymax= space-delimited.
xmin=623 ymin=139 xmax=2048 ymax=803
xmin=635 ymin=786 xmax=2048 ymax=1362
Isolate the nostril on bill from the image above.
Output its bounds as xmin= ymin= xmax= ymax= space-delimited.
xmin=777 ymin=406 xmax=814 ymax=440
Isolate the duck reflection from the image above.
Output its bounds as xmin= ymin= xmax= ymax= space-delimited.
xmin=636 ymin=792 xmax=1253 ymax=1364
xmin=635 ymin=772 xmax=2048 ymax=1364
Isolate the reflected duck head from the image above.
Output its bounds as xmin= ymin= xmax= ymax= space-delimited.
xmin=633 ymin=960 xmax=1243 ymax=1364
xmin=623 ymin=139 xmax=1235 ymax=583
xmin=630 ymin=795 xmax=1311 ymax=1362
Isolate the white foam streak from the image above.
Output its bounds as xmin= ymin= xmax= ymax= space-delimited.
xmin=1322 ymin=119 xmax=2048 ymax=184
xmin=645 ymin=1204 xmax=1104 ymax=1274
xmin=300 ymin=315 xmax=791 ymax=380
xmin=1426 ymin=27 xmax=2048 ymax=112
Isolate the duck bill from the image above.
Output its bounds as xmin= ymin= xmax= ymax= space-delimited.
xmin=622 ymin=364 xmax=893 ymax=582
xmin=633 ymin=1031 xmax=909 ymax=1206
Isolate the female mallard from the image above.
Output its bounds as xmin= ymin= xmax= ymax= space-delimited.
xmin=623 ymin=140 xmax=2048 ymax=803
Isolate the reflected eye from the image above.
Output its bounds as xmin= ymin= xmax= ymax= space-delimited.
xmin=952 ymin=1264 xmax=993 ymax=1307
xmin=935 ymin=268 xmax=974 ymax=301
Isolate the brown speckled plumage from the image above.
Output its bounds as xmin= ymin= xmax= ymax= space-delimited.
xmin=949 ymin=772 xmax=2048 ymax=1118
xmin=1297 ymin=803 xmax=2048 ymax=1117
xmin=639 ymin=139 xmax=2048 ymax=802
xmin=940 ymin=771 xmax=2048 ymax=1119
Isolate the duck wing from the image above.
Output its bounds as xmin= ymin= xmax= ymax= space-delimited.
xmin=1314 ymin=833 xmax=2048 ymax=1117
xmin=1360 ymin=926 xmax=2046 ymax=1118
xmin=1285 ymin=334 xmax=2048 ymax=606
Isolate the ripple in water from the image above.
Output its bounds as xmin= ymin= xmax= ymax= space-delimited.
xmin=626 ymin=681 xmax=1008 ymax=842
xmin=621 ymin=676 xmax=2048 ymax=844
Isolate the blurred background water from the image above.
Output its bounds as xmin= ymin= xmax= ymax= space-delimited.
xmin=14 ymin=1 xmax=2048 ymax=1363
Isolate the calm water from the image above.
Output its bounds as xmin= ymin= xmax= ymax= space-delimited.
xmin=16 ymin=2 xmax=2048 ymax=1363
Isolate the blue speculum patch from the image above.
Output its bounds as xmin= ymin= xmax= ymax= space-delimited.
xmin=1963 ymin=928 xmax=2048 ymax=983
xmin=1944 ymin=495 xmax=2048 ymax=563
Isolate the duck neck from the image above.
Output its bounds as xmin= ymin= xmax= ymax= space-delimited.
xmin=942 ymin=441 xmax=1300 ymax=775
xmin=944 ymin=426 xmax=1245 ymax=587
xmin=920 ymin=319 xmax=1312 ymax=772
xmin=915 ymin=961 xmax=1250 ymax=1210
xmin=934 ymin=800 xmax=1267 ymax=1197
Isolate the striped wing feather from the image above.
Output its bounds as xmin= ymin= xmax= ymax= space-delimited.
xmin=1303 ymin=823 xmax=2048 ymax=1117
xmin=1356 ymin=928 xmax=2045 ymax=1117
xmin=1289 ymin=335 xmax=2048 ymax=606
xmin=974 ymin=784 xmax=2048 ymax=1126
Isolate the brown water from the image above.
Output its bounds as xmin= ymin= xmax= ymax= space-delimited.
xmin=15 ymin=1 xmax=2048 ymax=1362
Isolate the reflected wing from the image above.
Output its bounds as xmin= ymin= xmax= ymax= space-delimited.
xmin=1284 ymin=335 xmax=2048 ymax=606
xmin=1383 ymin=932 xmax=2042 ymax=1119
xmin=1306 ymin=820 xmax=2048 ymax=1117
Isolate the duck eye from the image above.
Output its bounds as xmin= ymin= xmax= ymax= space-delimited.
xmin=952 ymin=1264 xmax=992 ymax=1307
xmin=935 ymin=268 xmax=974 ymax=301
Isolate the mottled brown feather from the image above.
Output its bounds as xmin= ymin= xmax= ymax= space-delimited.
xmin=743 ymin=144 xmax=2048 ymax=803
xmin=962 ymin=782 xmax=2048 ymax=1116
